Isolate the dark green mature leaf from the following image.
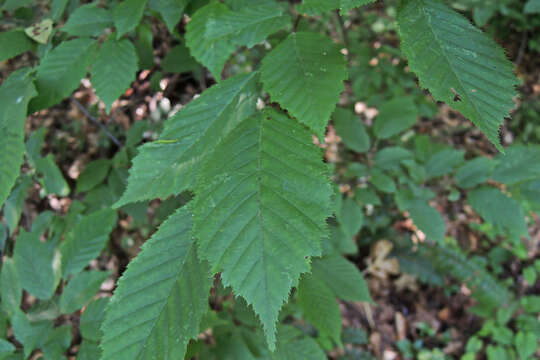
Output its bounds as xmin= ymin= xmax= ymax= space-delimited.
xmin=60 ymin=271 xmax=109 ymax=313
xmin=333 ymin=108 xmax=370 ymax=153
xmin=78 ymin=340 xmax=101 ymax=360
xmin=101 ymin=208 xmax=211 ymax=360
xmin=14 ymin=230 xmax=60 ymax=300
xmin=297 ymin=0 xmax=376 ymax=15
xmin=374 ymin=97 xmax=418 ymax=139
xmin=76 ymin=159 xmax=111 ymax=193
xmin=11 ymin=310 xmax=53 ymax=358
xmin=62 ymin=3 xmax=113 ymax=37
xmin=407 ymin=200 xmax=446 ymax=242
xmin=192 ymin=109 xmax=332 ymax=348
xmin=115 ymin=72 xmax=259 ymax=207
xmin=311 ymin=255 xmax=371 ymax=302
xmin=0 ymin=258 xmax=22 ymax=317
xmin=186 ymin=0 xmax=289 ymax=79
xmin=114 ymin=0 xmax=148 ymax=38
xmin=161 ymin=43 xmax=199 ymax=74
xmin=468 ymin=187 xmax=528 ymax=236
xmin=0 ymin=30 xmax=35 ymax=62
xmin=91 ymin=38 xmax=139 ymax=112
xmin=425 ymin=149 xmax=464 ymax=178
xmin=80 ymin=298 xmax=109 ymax=341
xmin=61 ymin=208 xmax=117 ymax=277
xmin=397 ymin=0 xmax=518 ymax=151
xmin=50 ymin=0 xmax=69 ymax=20
xmin=35 ymin=154 xmax=70 ymax=196
xmin=337 ymin=197 xmax=364 ymax=240
xmin=298 ymin=273 xmax=342 ymax=345
xmin=30 ymin=38 xmax=97 ymax=111
xmin=0 ymin=339 xmax=15 ymax=358
xmin=0 ymin=70 xmax=36 ymax=208
xmin=260 ymin=32 xmax=347 ymax=137
xmin=148 ymin=0 xmax=190 ymax=32
xmin=42 ymin=325 xmax=72 ymax=359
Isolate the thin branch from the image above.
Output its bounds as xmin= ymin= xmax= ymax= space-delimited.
xmin=70 ymin=96 xmax=122 ymax=148
xmin=514 ymin=31 xmax=528 ymax=67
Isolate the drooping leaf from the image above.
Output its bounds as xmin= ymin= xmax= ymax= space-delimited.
xmin=373 ymin=97 xmax=418 ymax=139
xmin=62 ymin=3 xmax=113 ymax=37
xmin=14 ymin=230 xmax=60 ymax=300
xmin=148 ymin=0 xmax=190 ymax=32
xmin=297 ymin=273 xmax=342 ymax=345
xmin=0 ymin=69 xmax=36 ymax=208
xmin=396 ymin=0 xmax=518 ymax=151
xmin=468 ymin=187 xmax=528 ymax=236
xmin=29 ymin=38 xmax=97 ymax=111
xmin=114 ymin=0 xmax=148 ymax=38
xmin=100 ymin=208 xmax=211 ymax=360
xmin=60 ymin=271 xmax=110 ymax=314
xmin=260 ymin=32 xmax=347 ymax=137
xmin=186 ymin=0 xmax=289 ymax=79
xmin=192 ymin=109 xmax=332 ymax=348
xmin=311 ymin=255 xmax=371 ymax=302
xmin=91 ymin=38 xmax=139 ymax=112
xmin=332 ymin=107 xmax=370 ymax=153
xmin=115 ymin=72 xmax=259 ymax=207
xmin=60 ymin=208 xmax=117 ymax=277
xmin=0 ymin=30 xmax=35 ymax=62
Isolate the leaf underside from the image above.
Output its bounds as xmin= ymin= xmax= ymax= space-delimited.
xmin=397 ymin=0 xmax=517 ymax=151
xmin=192 ymin=109 xmax=332 ymax=349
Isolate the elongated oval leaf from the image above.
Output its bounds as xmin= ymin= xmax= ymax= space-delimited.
xmin=192 ymin=109 xmax=332 ymax=348
xmin=114 ymin=0 xmax=148 ymax=38
xmin=260 ymin=32 xmax=347 ymax=137
xmin=115 ymin=72 xmax=259 ymax=207
xmin=396 ymin=0 xmax=518 ymax=151
xmin=62 ymin=3 xmax=113 ymax=37
xmin=100 ymin=208 xmax=211 ymax=360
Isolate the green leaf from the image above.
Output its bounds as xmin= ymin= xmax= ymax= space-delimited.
xmin=0 ymin=339 xmax=15 ymax=359
xmin=455 ymin=157 xmax=494 ymax=189
xmin=515 ymin=331 xmax=537 ymax=360
xmin=491 ymin=145 xmax=540 ymax=185
xmin=407 ymin=200 xmax=446 ymax=242
xmin=0 ymin=70 xmax=36 ymax=208
xmin=78 ymin=340 xmax=101 ymax=360
xmin=297 ymin=273 xmax=342 ymax=345
xmin=50 ymin=0 xmax=69 ymax=20
xmin=62 ymin=3 xmax=113 ymax=37
xmin=14 ymin=230 xmax=60 ymax=300
xmin=297 ymin=0 xmax=376 ymax=15
xmin=114 ymin=0 xmax=148 ymax=38
xmin=524 ymin=0 xmax=540 ymax=13
xmin=60 ymin=271 xmax=110 ymax=313
xmin=60 ymin=208 xmax=117 ymax=277
xmin=91 ymin=38 xmax=139 ymax=112
xmin=332 ymin=108 xmax=370 ymax=153
xmin=0 ymin=258 xmax=22 ymax=317
xmin=337 ymin=197 xmax=364 ymax=240
xmin=370 ymin=169 xmax=396 ymax=193
xmin=42 ymin=325 xmax=72 ymax=359
xmin=80 ymin=298 xmax=109 ymax=341
xmin=161 ymin=43 xmax=200 ymax=74
xmin=186 ymin=1 xmax=289 ymax=79
xmin=76 ymin=159 xmax=111 ymax=193
xmin=270 ymin=326 xmax=327 ymax=360
xmin=311 ymin=255 xmax=371 ymax=302
xmin=469 ymin=187 xmax=528 ymax=236
xmin=374 ymin=147 xmax=413 ymax=171
xmin=100 ymin=208 xmax=211 ymax=360
xmin=11 ymin=311 xmax=53 ymax=358
xmin=115 ymin=72 xmax=259 ymax=207
xmin=3 ymin=176 xmax=32 ymax=234
xmin=192 ymin=110 xmax=332 ymax=349
xmin=260 ymin=32 xmax=347 ymax=137
xmin=35 ymin=154 xmax=70 ymax=196
xmin=396 ymin=0 xmax=518 ymax=151
xmin=425 ymin=148 xmax=464 ymax=178
xmin=148 ymin=0 xmax=190 ymax=32
xmin=374 ymin=97 xmax=418 ymax=139
xmin=30 ymin=38 xmax=97 ymax=112
xmin=0 ymin=30 xmax=35 ymax=62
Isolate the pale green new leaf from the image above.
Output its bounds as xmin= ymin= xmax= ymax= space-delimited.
xmin=468 ymin=187 xmax=528 ymax=236
xmin=186 ymin=1 xmax=289 ymax=79
xmin=311 ymin=255 xmax=371 ymax=302
xmin=62 ymin=3 xmax=113 ymax=37
xmin=114 ymin=0 xmax=148 ymax=38
xmin=91 ymin=38 xmax=139 ymax=112
xmin=115 ymin=72 xmax=259 ymax=207
xmin=297 ymin=273 xmax=342 ymax=345
xmin=260 ymin=32 xmax=347 ymax=137
xmin=100 ymin=208 xmax=211 ymax=360
xmin=0 ymin=69 xmax=36 ymax=208
xmin=0 ymin=30 xmax=35 ymax=62
xmin=60 ymin=271 xmax=110 ymax=314
xmin=29 ymin=38 xmax=97 ymax=111
xmin=61 ymin=208 xmax=117 ymax=277
xmin=148 ymin=0 xmax=190 ymax=32
xmin=192 ymin=109 xmax=332 ymax=348
xmin=14 ymin=230 xmax=60 ymax=300
xmin=396 ymin=0 xmax=518 ymax=151
xmin=297 ymin=0 xmax=376 ymax=15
